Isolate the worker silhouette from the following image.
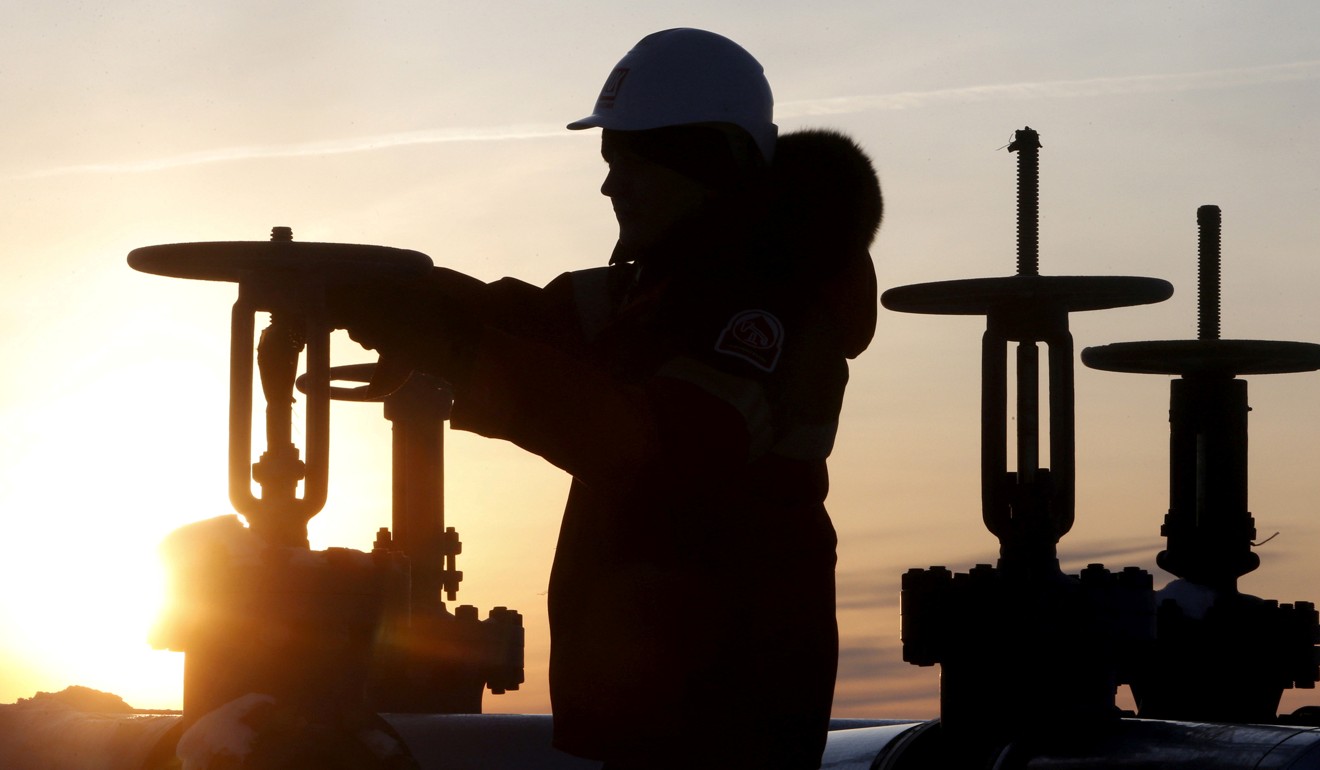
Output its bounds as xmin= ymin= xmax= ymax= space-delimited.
xmin=333 ymin=28 xmax=882 ymax=769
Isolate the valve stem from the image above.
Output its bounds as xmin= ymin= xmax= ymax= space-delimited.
xmin=1197 ymin=205 xmax=1222 ymax=341
xmin=1008 ymin=127 xmax=1042 ymax=277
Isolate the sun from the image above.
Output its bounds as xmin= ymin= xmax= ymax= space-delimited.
xmin=0 ymin=309 xmax=404 ymax=710
xmin=0 ymin=350 xmax=232 ymax=710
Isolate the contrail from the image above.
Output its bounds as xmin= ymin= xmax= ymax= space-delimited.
xmin=15 ymin=123 xmax=570 ymax=179
xmin=17 ymin=60 xmax=1320 ymax=179
xmin=778 ymin=59 xmax=1320 ymax=118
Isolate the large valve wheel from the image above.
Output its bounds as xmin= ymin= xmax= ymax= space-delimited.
xmin=127 ymin=230 xmax=432 ymax=286
xmin=128 ymin=227 xmax=434 ymax=546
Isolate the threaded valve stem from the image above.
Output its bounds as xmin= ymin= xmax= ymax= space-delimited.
xmin=1008 ymin=127 xmax=1042 ymax=277
xmin=1197 ymin=205 xmax=1222 ymax=341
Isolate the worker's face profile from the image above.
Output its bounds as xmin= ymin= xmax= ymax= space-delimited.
xmin=599 ymin=134 xmax=712 ymax=251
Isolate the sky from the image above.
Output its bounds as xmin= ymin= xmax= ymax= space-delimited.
xmin=2 ymin=0 xmax=1320 ymax=721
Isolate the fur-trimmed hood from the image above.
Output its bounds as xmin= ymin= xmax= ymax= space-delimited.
xmin=609 ymin=127 xmax=882 ymax=359
xmin=769 ymin=129 xmax=882 ymax=359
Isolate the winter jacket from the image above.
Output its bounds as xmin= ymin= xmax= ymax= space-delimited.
xmin=433 ymin=129 xmax=882 ymax=767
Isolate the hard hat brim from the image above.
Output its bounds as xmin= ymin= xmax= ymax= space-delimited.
xmin=566 ymin=116 xmax=603 ymax=131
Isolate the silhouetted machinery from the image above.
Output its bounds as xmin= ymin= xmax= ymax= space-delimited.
xmin=8 ymin=128 xmax=1320 ymax=769
xmin=128 ymin=229 xmax=523 ymax=767
xmin=859 ymin=128 xmax=1320 ymax=768
xmin=1085 ymin=204 xmax=1320 ymax=726
xmin=880 ymin=128 xmax=1172 ymax=763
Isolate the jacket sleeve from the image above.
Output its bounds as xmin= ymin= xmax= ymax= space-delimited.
xmin=449 ymin=326 xmax=755 ymax=498
xmin=447 ymin=283 xmax=846 ymax=499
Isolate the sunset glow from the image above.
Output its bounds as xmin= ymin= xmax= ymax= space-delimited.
xmin=4 ymin=1 xmax=1320 ymax=724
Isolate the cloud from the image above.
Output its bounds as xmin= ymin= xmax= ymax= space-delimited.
xmin=834 ymin=637 xmax=938 ymax=715
xmin=837 ymin=569 xmax=902 ymax=611
xmin=836 ymin=536 xmax=1167 ymax=612
xmin=1058 ymin=536 xmax=1163 ymax=575
xmin=778 ymin=59 xmax=1320 ymax=118
xmin=834 ymin=681 xmax=935 ymax=712
xmin=838 ymin=639 xmax=910 ymax=681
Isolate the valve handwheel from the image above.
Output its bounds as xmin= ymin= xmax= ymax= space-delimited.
xmin=128 ymin=227 xmax=434 ymax=547
xmin=127 ymin=228 xmax=432 ymax=285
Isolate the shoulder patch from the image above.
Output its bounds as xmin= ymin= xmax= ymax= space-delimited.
xmin=715 ymin=309 xmax=784 ymax=372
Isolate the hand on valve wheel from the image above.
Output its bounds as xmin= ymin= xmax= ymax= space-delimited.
xmin=325 ymin=270 xmax=481 ymax=392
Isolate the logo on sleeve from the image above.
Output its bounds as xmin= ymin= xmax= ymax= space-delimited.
xmin=715 ymin=310 xmax=784 ymax=372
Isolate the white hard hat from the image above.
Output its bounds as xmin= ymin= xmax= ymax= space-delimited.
xmin=567 ymin=28 xmax=777 ymax=162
